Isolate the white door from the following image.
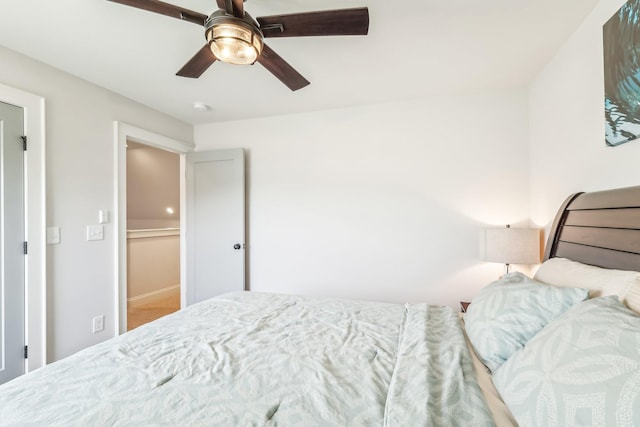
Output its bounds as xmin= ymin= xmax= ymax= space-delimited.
xmin=185 ymin=148 xmax=245 ymax=305
xmin=0 ymin=102 xmax=25 ymax=384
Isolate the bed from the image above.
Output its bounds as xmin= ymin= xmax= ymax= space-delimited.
xmin=1 ymin=186 xmax=639 ymax=426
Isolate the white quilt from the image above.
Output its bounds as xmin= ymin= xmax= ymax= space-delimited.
xmin=0 ymin=292 xmax=494 ymax=426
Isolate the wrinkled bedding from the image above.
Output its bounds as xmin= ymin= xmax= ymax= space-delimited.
xmin=0 ymin=292 xmax=494 ymax=426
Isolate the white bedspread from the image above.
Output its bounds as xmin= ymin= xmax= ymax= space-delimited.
xmin=0 ymin=292 xmax=494 ymax=426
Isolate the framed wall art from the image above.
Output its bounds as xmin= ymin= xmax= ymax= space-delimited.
xmin=604 ymin=0 xmax=640 ymax=146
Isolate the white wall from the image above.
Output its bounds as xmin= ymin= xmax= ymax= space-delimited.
xmin=530 ymin=0 xmax=640 ymax=228
xmin=0 ymin=45 xmax=192 ymax=361
xmin=127 ymin=231 xmax=180 ymax=301
xmin=195 ymin=91 xmax=531 ymax=307
xmin=126 ymin=141 xmax=180 ymax=230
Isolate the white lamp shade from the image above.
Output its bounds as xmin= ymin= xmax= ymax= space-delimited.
xmin=483 ymin=227 xmax=541 ymax=265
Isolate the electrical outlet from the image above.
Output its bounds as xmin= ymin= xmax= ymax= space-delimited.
xmin=92 ymin=315 xmax=104 ymax=333
xmin=46 ymin=227 xmax=61 ymax=244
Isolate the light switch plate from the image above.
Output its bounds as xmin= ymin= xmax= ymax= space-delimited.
xmin=86 ymin=225 xmax=104 ymax=241
xmin=98 ymin=210 xmax=109 ymax=224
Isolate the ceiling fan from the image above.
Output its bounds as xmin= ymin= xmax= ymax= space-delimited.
xmin=107 ymin=0 xmax=370 ymax=91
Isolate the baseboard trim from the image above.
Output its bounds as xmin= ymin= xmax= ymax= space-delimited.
xmin=128 ymin=284 xmax=180 ymax=308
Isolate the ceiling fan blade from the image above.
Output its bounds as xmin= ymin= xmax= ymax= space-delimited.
xmin=176 ymin=45 xmax=217 ymax=78
xmin=107 ymin=0 xmax=207 ymax=25
xmin=257 ymin=7 xmax=369 ymax=38
xmin=216 ymin=0 xmax=230 ymax=14
xmin=257 ymin=44 xmax=310 ymax=91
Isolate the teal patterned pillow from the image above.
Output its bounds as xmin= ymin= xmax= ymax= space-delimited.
xmin=493 ymin=296 xmax=640 ymax=427
xmin=464 ymin=272 xmax=588 ymax=372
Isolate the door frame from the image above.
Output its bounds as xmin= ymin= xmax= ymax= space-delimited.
xmin=0 ymin=83 xmax=46 ymax=370
xmin=113 ymin=122 xmax=194 ymax=334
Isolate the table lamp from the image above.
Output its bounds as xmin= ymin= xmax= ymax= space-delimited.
xmin=483 ymin=225 xmax=541 ymax=274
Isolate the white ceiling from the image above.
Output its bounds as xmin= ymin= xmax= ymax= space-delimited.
xmin=0 ymin=0 xmax=599 ymax=125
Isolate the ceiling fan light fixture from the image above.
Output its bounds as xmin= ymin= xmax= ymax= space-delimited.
xmin=205 ymin=13 xmax=263 ymax=65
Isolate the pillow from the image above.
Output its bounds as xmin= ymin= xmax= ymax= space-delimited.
xmin=493 ymin=296 xmax=640 ymax=427
xmin=534 ymin=257 xmax=639 ymax=299
xmin=464 ymin=272 xmax=588 ymax=373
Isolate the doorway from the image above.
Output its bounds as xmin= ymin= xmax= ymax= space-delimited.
xmin=125 ymin=141 xmax=181 ymax=330
xmin=114 ymin=122 xmax=193 ymax=334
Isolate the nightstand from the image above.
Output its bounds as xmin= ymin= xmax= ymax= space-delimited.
xmin=460 ymin=301 xmax=471 ymax=313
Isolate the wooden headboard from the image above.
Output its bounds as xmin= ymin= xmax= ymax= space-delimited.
xmin=544 ymin=185 xmax=640 ymax=271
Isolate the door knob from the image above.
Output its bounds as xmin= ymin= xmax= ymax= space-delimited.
xmin=233 ymin=243 xmax=242 ymax=250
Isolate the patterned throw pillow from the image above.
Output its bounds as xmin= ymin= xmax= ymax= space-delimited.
xmin=493 ymin=296 xmax=640 ymax=427
xmin=464 ymin=272 xmax=588 ymax=372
